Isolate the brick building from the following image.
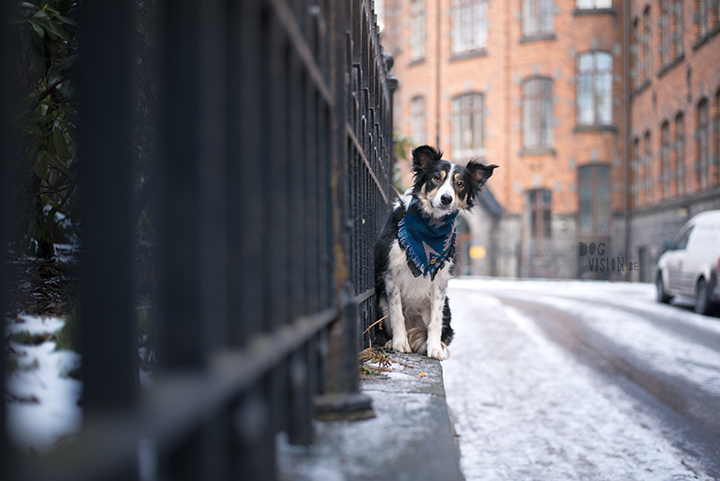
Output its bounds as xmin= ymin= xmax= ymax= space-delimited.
xmin=380 ymin=0 xmax=720 ymax=280
xmin=627 ymin=0 xmax=720 ymax=283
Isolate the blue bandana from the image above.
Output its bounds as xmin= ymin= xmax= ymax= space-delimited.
xmin=398 ymin=200 xmax=458 ymax=280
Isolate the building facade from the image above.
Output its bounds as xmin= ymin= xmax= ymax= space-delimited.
xmin=381 ymin=0 xmax=720 ymax=280
xmin=627 ymin=0 xmax=720 ymax=283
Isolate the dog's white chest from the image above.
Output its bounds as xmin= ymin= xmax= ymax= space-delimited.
xmin=387 ymin=240 xmax=449 ymax=302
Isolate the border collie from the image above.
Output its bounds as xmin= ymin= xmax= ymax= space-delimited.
xmin=374 ymin=145 xmax=497 ymax=359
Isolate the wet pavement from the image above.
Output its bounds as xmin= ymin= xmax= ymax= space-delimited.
xmin=445 ymin=280 xmax=720 ymax=481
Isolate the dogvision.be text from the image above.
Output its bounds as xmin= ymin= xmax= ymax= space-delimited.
xmin=579 ymin=242 xmax=639 ymax=273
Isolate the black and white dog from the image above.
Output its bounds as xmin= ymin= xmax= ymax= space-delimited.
xmin=374 ymin=145 xmax=497 ymax=359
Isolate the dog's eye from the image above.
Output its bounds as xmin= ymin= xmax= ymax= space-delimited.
xmin=433 ymin=174 xmax=442 ymax=181
xmin=456 ymin=180 xmax=464 ymax=188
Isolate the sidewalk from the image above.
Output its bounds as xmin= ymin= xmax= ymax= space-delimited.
xmin=277 ymin=352 xmax=463 ymax=481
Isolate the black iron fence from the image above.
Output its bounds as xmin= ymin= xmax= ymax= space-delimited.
xmin=1 ymin=0 xmax=394 ymax=479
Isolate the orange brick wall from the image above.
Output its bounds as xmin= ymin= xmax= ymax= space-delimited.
xmin=383 ymin=0 xmax=627 ymax=217
xmin=629 ymin=0 xmax=720 ymax=208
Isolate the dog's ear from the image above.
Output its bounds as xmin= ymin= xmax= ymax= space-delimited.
xmin=466 ymin=160 xmax=498 ymax=187
xmin=412 ymin=145 xmax=443 ymax=173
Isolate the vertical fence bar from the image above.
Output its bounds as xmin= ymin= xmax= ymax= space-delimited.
xmin=0 ymin=4 xmax=18 ymax=478
xmin=156 ymin=0 xmax=204 ymax=369
xmin=227 ymin=0 xmax=264 ymax=347
xmin=3 ymin=0 xmax=395 ymax=478
xmin=77 ymin=1 xmax=137 ymax=412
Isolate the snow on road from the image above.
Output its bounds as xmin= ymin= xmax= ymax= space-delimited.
xmin=443 ymin=281 xmax=713 ymax=481
xmin=452 ymin=278 xmax=720 ymax=395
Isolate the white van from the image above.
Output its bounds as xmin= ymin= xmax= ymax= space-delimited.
xmin=656 ymin=210 xmax=720 ymax=315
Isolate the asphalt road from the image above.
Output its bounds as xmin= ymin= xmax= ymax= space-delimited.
xmin=443 ymin=279 xmax=720 ymax=481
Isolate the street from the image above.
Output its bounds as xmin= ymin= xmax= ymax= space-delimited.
xmin=443 ymin=278 xmax=720 ymax=481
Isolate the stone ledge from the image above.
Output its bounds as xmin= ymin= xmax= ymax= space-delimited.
xmin=277 ymin=352 xmax=463 ymax=481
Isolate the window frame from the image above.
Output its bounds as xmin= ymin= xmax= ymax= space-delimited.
xmin=526 ymin=189 xmax=552 ymax=241
xmin=575 ymin=0 xmax=612 ymax=10
xmin=631 ymin=137 xmax=641 ymax=208
xmin=698 ymin=98 xmax=710 ymax=190
xmin=660 ymin=0 xmax=671 ymax=68
xmin=451 ymin=0 xmax=489 ymax=55
xmin=451 ymin=92 xmax=485 ymax=160
xmin=675 ymin=113 xmax=685 ymax=196
xmin=642 ymin=7 xmax=652 ymax=85
xmin=644 ymin=131 xmax=653 ymax=204
xmin=576 ymin=51 xmax=613 ymax=126
xmin=697 ymin=0 xmax=719 ymax=39
xmin=522 ymin=76 xmax=554 ymax=150
xmin=409 ymin=95 xmax=426 ymax=145
xmin=408 ymin=0 xmax=426 ymax=62
xmin=578 ymin=164 xmax=611 ymax=237
xmin=660 ymin=120 xmax=670 ymax=198
xmin=523 ymin=0 xmax=554 ymax=38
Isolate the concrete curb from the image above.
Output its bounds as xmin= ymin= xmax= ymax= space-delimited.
xmin=277 ymin=352 xmax=463 ymax=481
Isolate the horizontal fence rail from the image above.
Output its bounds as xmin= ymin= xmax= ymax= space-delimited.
xmin=0 ymin=0 xmax=395 ymax=480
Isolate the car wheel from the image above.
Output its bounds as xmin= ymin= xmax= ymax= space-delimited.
xmin=656 ymin=272 xmax=670 ymax=304
xmin=694 ymin=277 xmax=710 ymax=315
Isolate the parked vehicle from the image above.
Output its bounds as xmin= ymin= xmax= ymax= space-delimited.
xmin=656 ymin=210 xmax=720 ymax=315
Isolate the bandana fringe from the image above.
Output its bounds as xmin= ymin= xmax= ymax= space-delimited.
xmin=397 ymin=201 xmax=457 ymax=280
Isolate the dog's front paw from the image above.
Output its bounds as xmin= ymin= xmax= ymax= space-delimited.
xmin=427 ymin=343 xmax=445 ymax=360
xmin=392 ymin=336 xmax=411 ymax=353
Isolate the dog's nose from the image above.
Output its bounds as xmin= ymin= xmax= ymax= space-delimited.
xmin=441 ymin=194 xmax=453 ymax=205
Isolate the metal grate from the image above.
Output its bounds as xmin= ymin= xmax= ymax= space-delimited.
xmin=0 ymin=0 xmax=395 ymax=479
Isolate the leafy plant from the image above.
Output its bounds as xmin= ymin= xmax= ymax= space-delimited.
xmin=16 ymin=0 xmax=79 ymax=258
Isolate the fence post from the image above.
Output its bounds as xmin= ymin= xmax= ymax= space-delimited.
xmin=0 ymin=3 xmax=19 ymax=478
xmin=77 ymin=1 xmax=138 ymax=414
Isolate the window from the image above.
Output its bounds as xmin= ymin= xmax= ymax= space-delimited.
xmin=698 ymin=0 xmax=719 ymax=38
xmin=698 ymin=99 xmax=709 ymax=190
xmin=641 ymin=7 xmax=652 ymax=84
xmin=631 ymin=137 xmax=641 ymax=207
xmin=523 ymin=0 xmax=553 ymax=37
xmin=675 ymin=113 xmax=685 ymax=195
xmin=672 ymin=0 xmax=683 ymax=58
xmin=576 ymin=0 xmax=612 ymax=9
xmin=527 ymin=189 xmax=552 ymax=240
xmin=452 ymin=0 xmax=488 ymax=54
xmin=658 ymin=0 xmax=684 ymax=68
xmin=523 ymin=77 xmax=553 ymax=149
xmin=717 ymin=91 xmax=720 ymax=186
xmin=660 ymin=0 xmax=671 ymax=67
xmin=631 ymin=19 xmax=639 ymax=90
xmin=674 ymin=225 xmax=693 ymax=250
xmin=578 ymin=164 xmax=610 ymax=237
xmin=644 ymin=131 xmax=653 ymax=203
xmin=409 ymin=0 xmax=426 ymax=62
xmin=660 ymin=121 xmax=670 ymax=198
xmin=577 ymin=52 xmax=613 ymax=126
xmin=451 ymin=93 xmax=484 ymax=159
xmin=409 ymin=96 xmax=426 ymax=144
